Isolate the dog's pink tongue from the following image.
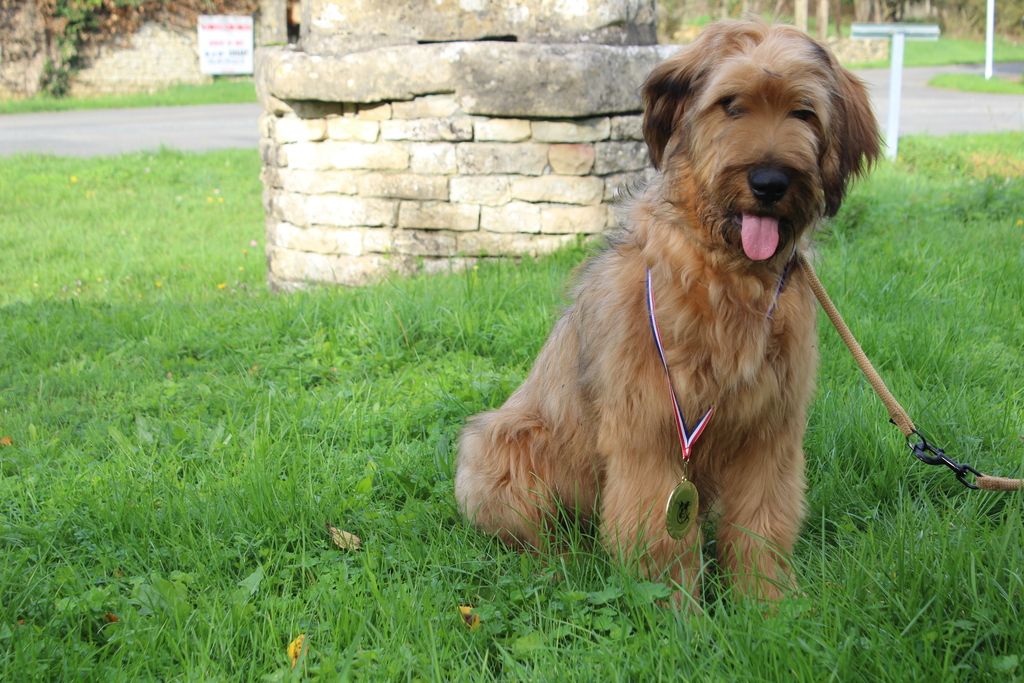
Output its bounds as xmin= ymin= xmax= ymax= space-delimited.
xmin=740 ymin=214 xmax=780 ymax=261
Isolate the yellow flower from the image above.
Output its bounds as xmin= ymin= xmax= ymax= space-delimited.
xmin=459 ymin=605 xmax=480 ymax=630
xmin=217 ymin=283 xmax=227 ymax=290
xmin=70 ymin=175 xmax=78 ymax=184
xmin=206 ymin=197 xmax=214 ymax=203
xmin=287 ymin=634 xmax=306 ymax=668
xmin=154 ymin=280 xmax=163 ymax=288
xmin=1016 ymin=218 xmax=1023 ymax=227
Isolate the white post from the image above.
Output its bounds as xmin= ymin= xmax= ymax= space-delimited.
xmin=984 ymin=0 xmax=995 ymax=80
xmin=886 ymin=31 xmax=904 ymax=160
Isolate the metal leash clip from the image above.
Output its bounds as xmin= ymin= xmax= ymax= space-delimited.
xmin=907 ymin=429 xmax=982 ymax=489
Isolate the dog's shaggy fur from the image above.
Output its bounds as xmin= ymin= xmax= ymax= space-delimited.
xmin=454 ymin=20 xmax=880 ymax=600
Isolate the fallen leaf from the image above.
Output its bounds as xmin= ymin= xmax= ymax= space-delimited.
xmin=0 ymin=436 xmax=11 ymax=447
xmin=326 ymin=523 xmax=361 ymax=551
xmin=459 ymin=605 xmax=480 ymax=630
xmin=287 ymin=633 xmax=306 ymax=668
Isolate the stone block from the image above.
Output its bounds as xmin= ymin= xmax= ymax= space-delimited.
xmin=457 ymin=143 xmax=548 ymax=175
xmin=480 ymin=201 xmax=541 ymax=234
xmin=391 ymin=94 xmax=460 ymax=119
xmin=449 ymin=176 xmax=512 ymax=206
xmin=381 ymin=117 xmax=474 ymax=142
xmin=352 ymin=102 xmax=392 ymax=120
xmin=458 ymin=231 xmax=576 ymax=257
xmin=261 ymin=166 xmax=280 ymax=189
xmin=269 ymin=222 xmax=364 ymax=256
xmin=326 ymin=117 xmax=379 ymax=142
xmin=531 ymin=117 xmax=610 ymax=143
xmin=594 ymin=141 xmax=650 ymax=175
xmin=259 ymin=139 xmax=283 ymax=167
xmin=603 ymin=169 xmax=657 ymax=201
xmin=357 ymin=173 xmax=449 ymax=201
xmin=409 ymin=143 xmax=457 ymax=174
xmin=261 ymin=42 xmax=675 ymax=117
xmin=259 ymin=112 xmax=275 ymax=138
xmin=273 ymin=115 xmax=327 ymax=143
xmin=273 ymin=191 xmax=398 ymax=228
xmin=392 ymin=229 xmax=459 ymax=257
xmin=268 ymin=246 xmax=392 ymax=286
xmin=302 ymin=0 xmax=657 ymax=48
xmin=286 ymin=141 xmax=409 ymax=170
xmin=510 ymin=176 xmax=603 ymax=205
xmin=398 ymin=201 xmax=479 ymax=231
xmin=606 ymin=205 xmax=621 ymax=229
xmin=548 ymin=144 xmax=596 ymax=175
xmin=454 ymin=43 xmax=675 ymax=117
xmin=610 ymin=115 xmax=644 ymax=141
xmin=361 ymin=228 xmax=395 ymax=254
xmin=277 ymin=169 xmax=359 ymax=195
xmin=540 ymin=204 xmax=608 ymax=234
xmin=474 ymin=118 xmax=531 ymax=142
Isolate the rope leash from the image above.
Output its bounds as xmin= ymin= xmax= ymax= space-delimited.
xmin=795 ymin=253 xmax=1022 ymax=492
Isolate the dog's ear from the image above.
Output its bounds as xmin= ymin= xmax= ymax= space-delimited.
xmin=642 ymin=22 xmax=753 ymax=170
xmin=641 ymin=52 xmax=703 ymax=170
xmin=638 ymin=24 xmax=729 ymax=168
xmin=821 ymin=66 xmax=881 ymax=216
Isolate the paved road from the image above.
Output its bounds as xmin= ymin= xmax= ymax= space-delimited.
xmin=858 ymin=62 xmax=1024 ymax=135
xmin=0 ymin=103 xmax=261 ymax=157
xmin=0 ymin=64 xmax=1021 ymax=157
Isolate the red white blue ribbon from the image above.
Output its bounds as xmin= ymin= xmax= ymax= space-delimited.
xmin=645 ymin=268 xmax=714 ymax=461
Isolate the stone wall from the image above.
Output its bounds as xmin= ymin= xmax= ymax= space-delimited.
xmin=71 ymin=22 xmax=211 ymax=96
xmin=1 ymin=7 xmax=283 ymax=99
xmin=260 ymin=95 xmax=658 ymax=289
xmin=0 ymin=0 xmax=47 ymax=99
xmin=257 ymin=40 xmax=673 ymax=289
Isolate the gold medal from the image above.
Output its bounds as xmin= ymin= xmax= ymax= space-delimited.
xmin=665 ymin=477 xmax=699 ymax=540
xmin=647 ymin=268 xmax=711 ymax=542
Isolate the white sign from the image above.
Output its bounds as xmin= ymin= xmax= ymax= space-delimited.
xmin=198 ymin=15 xmax=254 ymax=75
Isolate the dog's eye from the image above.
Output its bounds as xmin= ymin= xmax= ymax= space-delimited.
xmin=719 ymin=97 xmax=742 ymax=118
xmin=790 ymin=109 xmax=816 ymax=121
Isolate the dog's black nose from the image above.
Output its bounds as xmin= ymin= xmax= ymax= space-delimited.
xmin=748 ymin=167 xmax=790 ymax=205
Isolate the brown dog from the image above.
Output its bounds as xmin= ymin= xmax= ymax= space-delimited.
xmin=455 ymin=20 xmax=880 ymax=601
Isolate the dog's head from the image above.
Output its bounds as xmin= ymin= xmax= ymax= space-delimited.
xmin=642 ymin=20 xmax=880 ymax=262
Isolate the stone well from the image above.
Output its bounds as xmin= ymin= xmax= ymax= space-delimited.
xmin=256 ymin=0 xmax=675 ymax=289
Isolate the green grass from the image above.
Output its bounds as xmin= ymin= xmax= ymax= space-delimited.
xmin=850 ymin=35 xmax=1024 ymax=68
xmin=0 ymin=78 xmax=256 ymax=115
xmin=2 ymin=139 xmax=1023 ymax=679
xmin=928 ymin=72 xmax=1024 ymax=94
